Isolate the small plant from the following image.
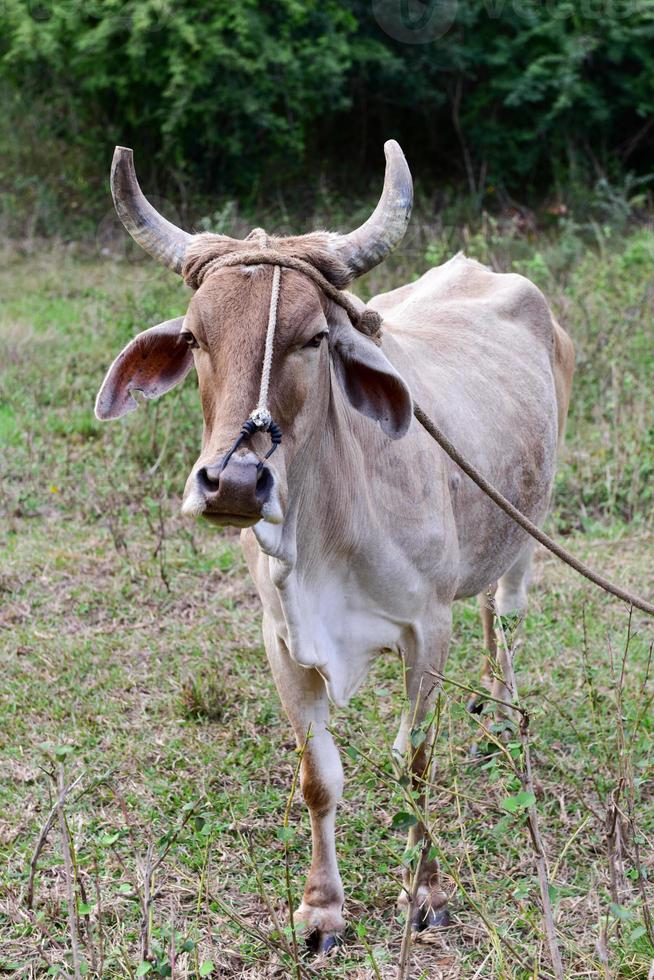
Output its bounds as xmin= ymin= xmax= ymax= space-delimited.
xmin=179 ymin=673 xmax=227 ymax=722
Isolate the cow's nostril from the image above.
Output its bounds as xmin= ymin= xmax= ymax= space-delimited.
xmin=198 ymin=465 xmax=221 ymax=492
xmin=256 ymin=464 xmax=273 ymax=503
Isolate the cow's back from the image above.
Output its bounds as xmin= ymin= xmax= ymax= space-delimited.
xmin=367 ymin=253 xmax=574 ymax=597
xmin=370 ymin=253 xmax=555 ymax=348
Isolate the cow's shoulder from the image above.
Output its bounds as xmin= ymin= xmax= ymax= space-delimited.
xmin=369 ymin=253 xmax=556 ymax=349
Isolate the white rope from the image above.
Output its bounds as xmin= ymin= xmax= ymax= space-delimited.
xmin=249 ymin=264 xmax=282 ymax=429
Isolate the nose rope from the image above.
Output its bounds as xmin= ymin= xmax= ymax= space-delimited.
xmin=219 ymin=265 xmax=283 ymax=475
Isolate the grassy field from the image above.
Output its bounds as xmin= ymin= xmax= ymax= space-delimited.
xmin=1 ymin=221 xmax=653 ymax=978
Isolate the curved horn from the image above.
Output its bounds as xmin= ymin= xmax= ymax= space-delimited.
xmin=336 ymin=140 xmax=413 ymax=279
xmin=111 ymin=146 xmax=193 ymax=274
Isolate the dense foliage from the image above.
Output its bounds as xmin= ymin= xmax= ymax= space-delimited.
xmin=1 ymin=0 xmax=654 ymax=231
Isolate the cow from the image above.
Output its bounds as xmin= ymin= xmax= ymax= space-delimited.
xmin=96 ymin=141 xmax=575 ymax=952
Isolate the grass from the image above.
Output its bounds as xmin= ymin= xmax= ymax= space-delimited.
xmin=0 ymin=219 xmax=653 ymax=978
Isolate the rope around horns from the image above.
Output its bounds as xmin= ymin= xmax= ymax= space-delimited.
xmin=183 ymin=248 xmax=384 ymax=343
xmin=184 ymin=246 xmax=654 ymax=617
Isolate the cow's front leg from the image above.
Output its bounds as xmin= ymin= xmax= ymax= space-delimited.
xmin=262 ymin=616 xmax=345 ymax=953
xmin=393 ymin=609 xmax=452 ymax=931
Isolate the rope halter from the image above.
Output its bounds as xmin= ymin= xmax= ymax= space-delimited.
xmin=217 ymin=263 xmax=284 ymax=476
xmin=183 ymin=239 xmax=385 ymax=476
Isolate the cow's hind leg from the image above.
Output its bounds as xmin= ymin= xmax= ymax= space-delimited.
xmin=472 ymin=544 xmax=535 ymax=727
xmin=467 ymin=588 xmax=498 ymax=714
xmin=262 ymin=615 xmax=345 ymax=953
xmin=469 ymin=586 xmax=516 ymax=716
xmin=393 ymin=606 xmax=452 ymax=931
xmin=495 ymin=540 xmax=535 ymax=617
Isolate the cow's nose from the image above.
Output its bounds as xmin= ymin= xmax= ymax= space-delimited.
xmin=197 ymin=452 xmax=273 ymax=520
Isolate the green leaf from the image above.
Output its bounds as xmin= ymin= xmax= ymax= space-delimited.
xmin=610 ymin=902 xmax=633 ymax=921
xmin=100 ymin=831 xmax=120 ymax=845
xmin=135 ymin=964 xmax=152 ymax=977
xmin=501 ymin=791 xmax=536 ymax=813
xmin=391 ymin=811 xmax=418 ymax=831
xmin=276 ymin=826 xmax=295 ymax=842
xmin=54 ymin=744 xmax=74 ymax=760
xmin=410 ymin=728 xmax=426 ymax=748
xmin=199 ymin=962 xmax=214 ymax=977
xmin=629 ymin=925 xmax=646 ymax=942
xmin=78 ymin=902 xmax=93 ymax=915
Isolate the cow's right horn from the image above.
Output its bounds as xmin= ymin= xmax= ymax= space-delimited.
xmin=111 ymin=146 xmax=193 ymax=274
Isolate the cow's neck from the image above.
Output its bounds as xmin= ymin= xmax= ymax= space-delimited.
xmin=252 ymin=353 xmax=398 ymax=579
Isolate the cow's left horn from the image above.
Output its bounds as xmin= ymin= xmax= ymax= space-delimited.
xmin=111 ymin=146 xmax=193 ymax=274
xmin=335 ymin=140 xmax=413 ymax=279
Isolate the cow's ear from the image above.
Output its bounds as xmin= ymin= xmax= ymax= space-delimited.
xmin=330 ymin=324 xmax=413 ymax=439
xmin=95 ymin=317 xmax=193 ymax=420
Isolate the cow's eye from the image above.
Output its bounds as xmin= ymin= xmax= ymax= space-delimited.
xmin=303 ymin=331 xmax=327 ymax=350
xmin=181 ymin=331 xmax=199 ymax=349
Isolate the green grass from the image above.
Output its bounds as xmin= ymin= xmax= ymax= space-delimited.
xmin=0 ymin=225 xmax=653 ymax=978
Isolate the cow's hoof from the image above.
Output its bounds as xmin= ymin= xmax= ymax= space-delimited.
xmin=294 ymin=901 xmax=344 ymax=956
xmin=412 ymin=903 xmax=450 ymax=931
xmin=306 ymin=929 xmax=341 ymax=955
xmin=398 ymin=886 xmax=450 ymax=933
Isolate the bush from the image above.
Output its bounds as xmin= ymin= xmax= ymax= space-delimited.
xmin=1 ymin=0 xmax=654 ymax=232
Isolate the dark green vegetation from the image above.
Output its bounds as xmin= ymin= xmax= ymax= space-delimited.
xmin=1 ymin=220 xmax=653 ymax=977
xmin=2 ymin=0 xmax=654 ymax=235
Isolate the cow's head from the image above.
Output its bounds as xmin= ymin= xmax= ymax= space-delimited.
xmin=96 ymin=143 xmax=413 ymax=529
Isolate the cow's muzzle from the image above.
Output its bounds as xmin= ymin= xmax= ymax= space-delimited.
xmin=182 ymin=451 xmax=283 ymax=527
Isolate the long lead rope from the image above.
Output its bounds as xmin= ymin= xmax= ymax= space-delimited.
xmin=413 ymin=403 xmax=654 ymax=617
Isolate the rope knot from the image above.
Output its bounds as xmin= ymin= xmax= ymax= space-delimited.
xmin=249 ymin=408 xmax=273 ymax=430
xmin=357 ymin=308 xmax=384 ymax=345
xmin=246 ymin=227 xmax=269 ymax=249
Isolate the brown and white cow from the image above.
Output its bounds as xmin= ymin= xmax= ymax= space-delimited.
xmin=96 ymin=142 xmax=574 ymax=951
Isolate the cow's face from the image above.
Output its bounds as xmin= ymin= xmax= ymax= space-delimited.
xmin=96 ymin=140 xmax=414 ymax=527
xmin=96 ymin=263 xmax=412 ymax=529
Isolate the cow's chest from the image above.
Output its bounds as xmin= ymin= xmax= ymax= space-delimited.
xmin=270 ymin=557 xmax=434 ymax=707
